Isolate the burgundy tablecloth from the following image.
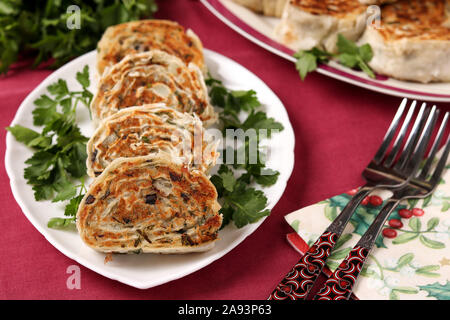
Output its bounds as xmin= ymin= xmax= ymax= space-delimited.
xmin=1 ymin=0 xmax=438 ymax=300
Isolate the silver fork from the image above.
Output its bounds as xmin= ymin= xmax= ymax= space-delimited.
xmin=268 ymin=99 xmax=432 ymax=300
xmin=314 ymin=109 xmax=450 ymax=300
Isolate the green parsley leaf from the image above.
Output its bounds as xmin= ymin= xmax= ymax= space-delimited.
xmin=33 ymin=94 xmax=57 ymax=109
xmin=52 ymin=185 xmax=78 ymax=203
xmin=336 ymin=34 xmax=359 ymax=55
xmin=358 ymin=43 xmax=374 ymax=62
xmin=64 ymin=194 xmax=85 ymax=217
xmin=242 ymin=110 xmax=284 ymax=137
xmin=218 ymin=205 xmax=234 ymax=229
xmin=207 ymin=76 xmax=262 ymax=128
xmin=64 ymin=142 xmax=88 ymax=178
xmin=48 ymin=180 xmax=86 ymax=229
xmin=6 ymin=125 xmax=41 ymax=146
xmin=219 ymin=166 xmax=236 ymax=192
xmin=230 ymin=90 xmax=260 ymax=112
xmin=47 ymin=79 xmax=69 ymax=99
xmin=206 ymin=76 xmax=283 ymax=228
xmin=211 ymin=167 xmax=270 ymax=228
xmin=33 ymin=185 xmax=55 ymax=202
xmin=76 ymin=65 xmax=90 ymax=88
xmin=47 ymin=217 xmax=76 ymax=229
xmin=294 ymin=47 xmax=332 ymax=80
xmin=337 ymin=53 xmax=359 ymax=68
xmin=336 ymin=34 xmax=375 ymax=78
xmin=229 ymin=188 xmax=270 ymax=228
xmin=252 ymin=167 xmax=280 ymax=187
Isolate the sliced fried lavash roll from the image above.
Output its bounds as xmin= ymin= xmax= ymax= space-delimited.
xmin=275 ymin=0 xmax=368 ymax=53
xmin=97 ymin=19 xmax=206 ymax=75
xmin=76 ymin=152 xmax=222 ymax=254
xmin=87 ymin=104 xmax=219 ymax=178
xmin=91 ymin=50 xmax=217 ymax=127
xmin=358 ymin=0 xmax=450 ymax=83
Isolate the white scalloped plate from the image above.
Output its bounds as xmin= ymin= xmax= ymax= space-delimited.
xmin=5 ymin=49 xmax=295 ymax=289
xmin=202 ymin=0 xmax=450 ymax=102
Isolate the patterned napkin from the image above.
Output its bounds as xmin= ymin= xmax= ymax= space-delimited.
xmin=285 ymin=171 xmax=450 ymax=300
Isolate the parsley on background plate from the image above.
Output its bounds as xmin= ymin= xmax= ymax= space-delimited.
xmin=294 ymin=34 xmax=375 ymax=81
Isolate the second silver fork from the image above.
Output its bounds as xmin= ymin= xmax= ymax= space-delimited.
xmin=268 ymin=99 xmax=432 ymax=300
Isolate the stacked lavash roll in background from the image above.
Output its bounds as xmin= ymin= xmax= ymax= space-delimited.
xmin=76 ymin=20 xmax=223 ymax=255
xmin=233 ymin=0 xmax=450 ymax=83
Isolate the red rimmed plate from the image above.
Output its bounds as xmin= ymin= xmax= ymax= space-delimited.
xmin=202 ymin=0 xmax=450 ymax=102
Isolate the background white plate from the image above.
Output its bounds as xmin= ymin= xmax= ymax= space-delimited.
xmin=202 ymin=0 xmax=450 ymax=102
xmin=5 ymin=49 xmax=295 ymax=289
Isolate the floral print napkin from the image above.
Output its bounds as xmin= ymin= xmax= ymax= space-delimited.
xmin=285 ymin=174 xmax=450 ymax=300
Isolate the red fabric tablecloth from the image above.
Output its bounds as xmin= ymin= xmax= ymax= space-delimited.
xmin=0 ymin=0 xmax=432 ymax=299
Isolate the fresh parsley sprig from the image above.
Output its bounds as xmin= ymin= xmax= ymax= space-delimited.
xmin=206 ymin=77 xmax=284 ymax=136
xmin=211 ymin=165 xmax=271 ymax=228
xmin=206 ymin=76 xmax=284 ymax=228
xmin=206 ymin=77 xmax=261 ymax=131
xmin=6 ymin=65 xmax=93 ymax=229
xmin=294 ymin=34 xmax=375 ymax=80
xmin=33 ymin=65 xmax=93 ymax=123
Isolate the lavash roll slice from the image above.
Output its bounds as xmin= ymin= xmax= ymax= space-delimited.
xmin=87 ymin=104 xmax=219 ymax=178
xmin=91 ymin=50 xmax=217 ymax=127
xmin=97 ymin=19 xmax=206 ymax=75
xmin=358 ymin=0 xmax=450 ymax=83
xmin=76 ymin=152 xmax=222 ymax=254
xmin=275 ymin=0 xmax=368 ymax=53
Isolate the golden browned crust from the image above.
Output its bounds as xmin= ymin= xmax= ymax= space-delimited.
xmin=76 ymin=152 xmax=222 ymax=254
xmin=91 ymin=50 xmax=217 ymax=127
xmin=377 ymin=0 xmax=450 ymax=41
xmin=289 ymin=0 xmax=367 ymax=17
xmin=275 ymin=0 xmax=368 ymax=53
xmin=87 ymin=105 xmax=219 ymax=177
xmin=97 ymin=19 xmax=206 ymax=75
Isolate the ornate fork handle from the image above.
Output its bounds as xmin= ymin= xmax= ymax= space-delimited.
xmin=268 ymin=186 xmax=372 ymax=300
xmin=268 ymin=231 xmax=338 ymax=300
xmin=314 ymin=200 xmax=398 ymax=300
